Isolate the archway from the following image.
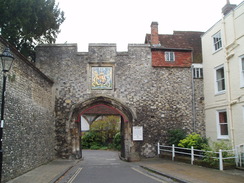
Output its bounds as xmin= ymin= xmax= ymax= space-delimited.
xmin=67 ymin=95 xmax=137 ymax=161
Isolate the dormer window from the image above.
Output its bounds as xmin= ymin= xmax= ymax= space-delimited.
xmin=165 ymin=52 xmax=175 ymax=61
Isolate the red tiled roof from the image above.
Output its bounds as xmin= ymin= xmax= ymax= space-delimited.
xmin=145 ymin=31 xmax=204 ymax=63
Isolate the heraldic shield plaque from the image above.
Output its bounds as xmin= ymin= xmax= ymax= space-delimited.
xmin=91 ymin=67 xmax=113 ymax=90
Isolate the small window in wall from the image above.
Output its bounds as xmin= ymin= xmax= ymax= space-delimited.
xmin=240 ymin=56 xmax=244 ymax=87
xmin=165 ymin=52 xmax=175 ymax=61
xmin=192 ymin=64 xmax=203 ymax=79
xmin=213 ymin=31 xmax=222 ymax=52
xmin=217 ymin=110 xmax=229 ymax=139
xmin=215 ymin=65 xmax=225 ymax=94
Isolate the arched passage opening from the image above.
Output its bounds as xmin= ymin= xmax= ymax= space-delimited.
xmin=67 ymin=96 xmax=137 ymax=161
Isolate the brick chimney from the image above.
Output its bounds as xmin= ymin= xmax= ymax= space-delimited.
xmin=222 ymin=0 xmax=237 ymax=15
xmin=151 ymin=22 xmax=160 ymax=46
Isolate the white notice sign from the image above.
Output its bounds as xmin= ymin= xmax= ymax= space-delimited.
xmin=133 ymin=126 xmax=143 ymax=141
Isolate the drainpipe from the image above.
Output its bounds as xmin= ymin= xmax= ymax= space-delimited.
xmin=226 ymin=55 xmax=235 ymax=148
xmin=222 ymin=12 xmax=235 ymax=148
xmin=191 ymin=65 xmax=196 ymax=133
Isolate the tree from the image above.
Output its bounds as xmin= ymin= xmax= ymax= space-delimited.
xmin=91 ymin=116 xmax=120 ymax=143
xmin=0 ymin=0 xmax=65 ymax=61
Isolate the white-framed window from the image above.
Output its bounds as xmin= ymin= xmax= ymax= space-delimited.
xmin=216 ymin=110 xmax=229 ymax=139
xmin=240 ymin=55 xmax=244 ymax=87
xmin=215 ymin=65 xmax=225 ymax=94
xmin=192 ymin=64 xmax=203 ymax=79
xmin=213 ymin=31 xmax=222 ymax=52
xmin=165 ymin=52 xmax=175 ymax=61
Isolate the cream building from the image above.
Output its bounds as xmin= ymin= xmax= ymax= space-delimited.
xmin=202 ymin=1 xmax=244 ymax=147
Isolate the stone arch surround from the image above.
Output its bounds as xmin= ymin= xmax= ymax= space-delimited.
xmin=67 ymin=95 xmax=139 ymax=161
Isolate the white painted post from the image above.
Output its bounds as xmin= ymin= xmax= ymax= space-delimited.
xmin=234 ymin=146 xmax=238 ymax=167
xmin=157 ymin=142 xmax=160 ymax=155
xmin=241 ymin=145 xmax=244 ymax=167
xmin=172 ymin=144 xmax=175 ymax=161
xmin=219 ymin=149 xmax=223 ymax=171
xmin=191 ymin=146 xmax=194 ymax=165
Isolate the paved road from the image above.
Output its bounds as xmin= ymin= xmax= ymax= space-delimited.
xmin=58 ymin=150 xmax=174 ymax=183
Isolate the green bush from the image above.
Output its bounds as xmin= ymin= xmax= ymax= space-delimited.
xmin=203 ymin=140 xmax=234 ymax=166
xmin=167 ymin=129 xmax=186 ymax=145
xmin=90 ymin=144 xmax=101 ymax=150
xmin=178 ymin=133 xmax=208 ymax=149
xmin=113 ymin=132 xmax=122 ymax=150
xmin=82 ymin=131 xmax=105 ymax=149
xmin=91 ymin=116 xmax=120 ymax=144
xmin=100 ymin=146 xmax=108 ymax=150
xmin=81 ymin=116 xmax=121 ymax=150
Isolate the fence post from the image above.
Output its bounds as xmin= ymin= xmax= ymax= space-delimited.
xmin=241 ymin=145 xmax=244 ymax=167
xmin=172 ymin=144 xmax=175 ymax=161
xmin=234 ymin=146 xmax=238 ymax=167
xmin=191 ymin=146 xmax=194 ymax=165
xmin=219 ymin=149 xmax=223 ymax=171
xmin=157 ymin=142 xmax=160 ymax=155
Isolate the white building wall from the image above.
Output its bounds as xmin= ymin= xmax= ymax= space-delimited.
xmin=202 ymin=1 xmax=244 ymax=147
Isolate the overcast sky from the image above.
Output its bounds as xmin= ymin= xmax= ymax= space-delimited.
xmin=55 ymin=0 xmax=243 ymax=52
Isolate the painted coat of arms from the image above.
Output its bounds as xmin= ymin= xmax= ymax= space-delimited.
xmin=91 ymin=67 xmax=113 ymax=89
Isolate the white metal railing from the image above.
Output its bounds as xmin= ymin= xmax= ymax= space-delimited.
xmin=236 ymin=144 xmax=244 ymax=167
xmin=157 ymin=142 xmax=237 ymax=171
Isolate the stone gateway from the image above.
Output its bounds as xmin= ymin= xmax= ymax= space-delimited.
xmin=35 ymin=22 xmax=204 ymax=160
xmin=0 ymin=22 xmax=205 ymax=182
